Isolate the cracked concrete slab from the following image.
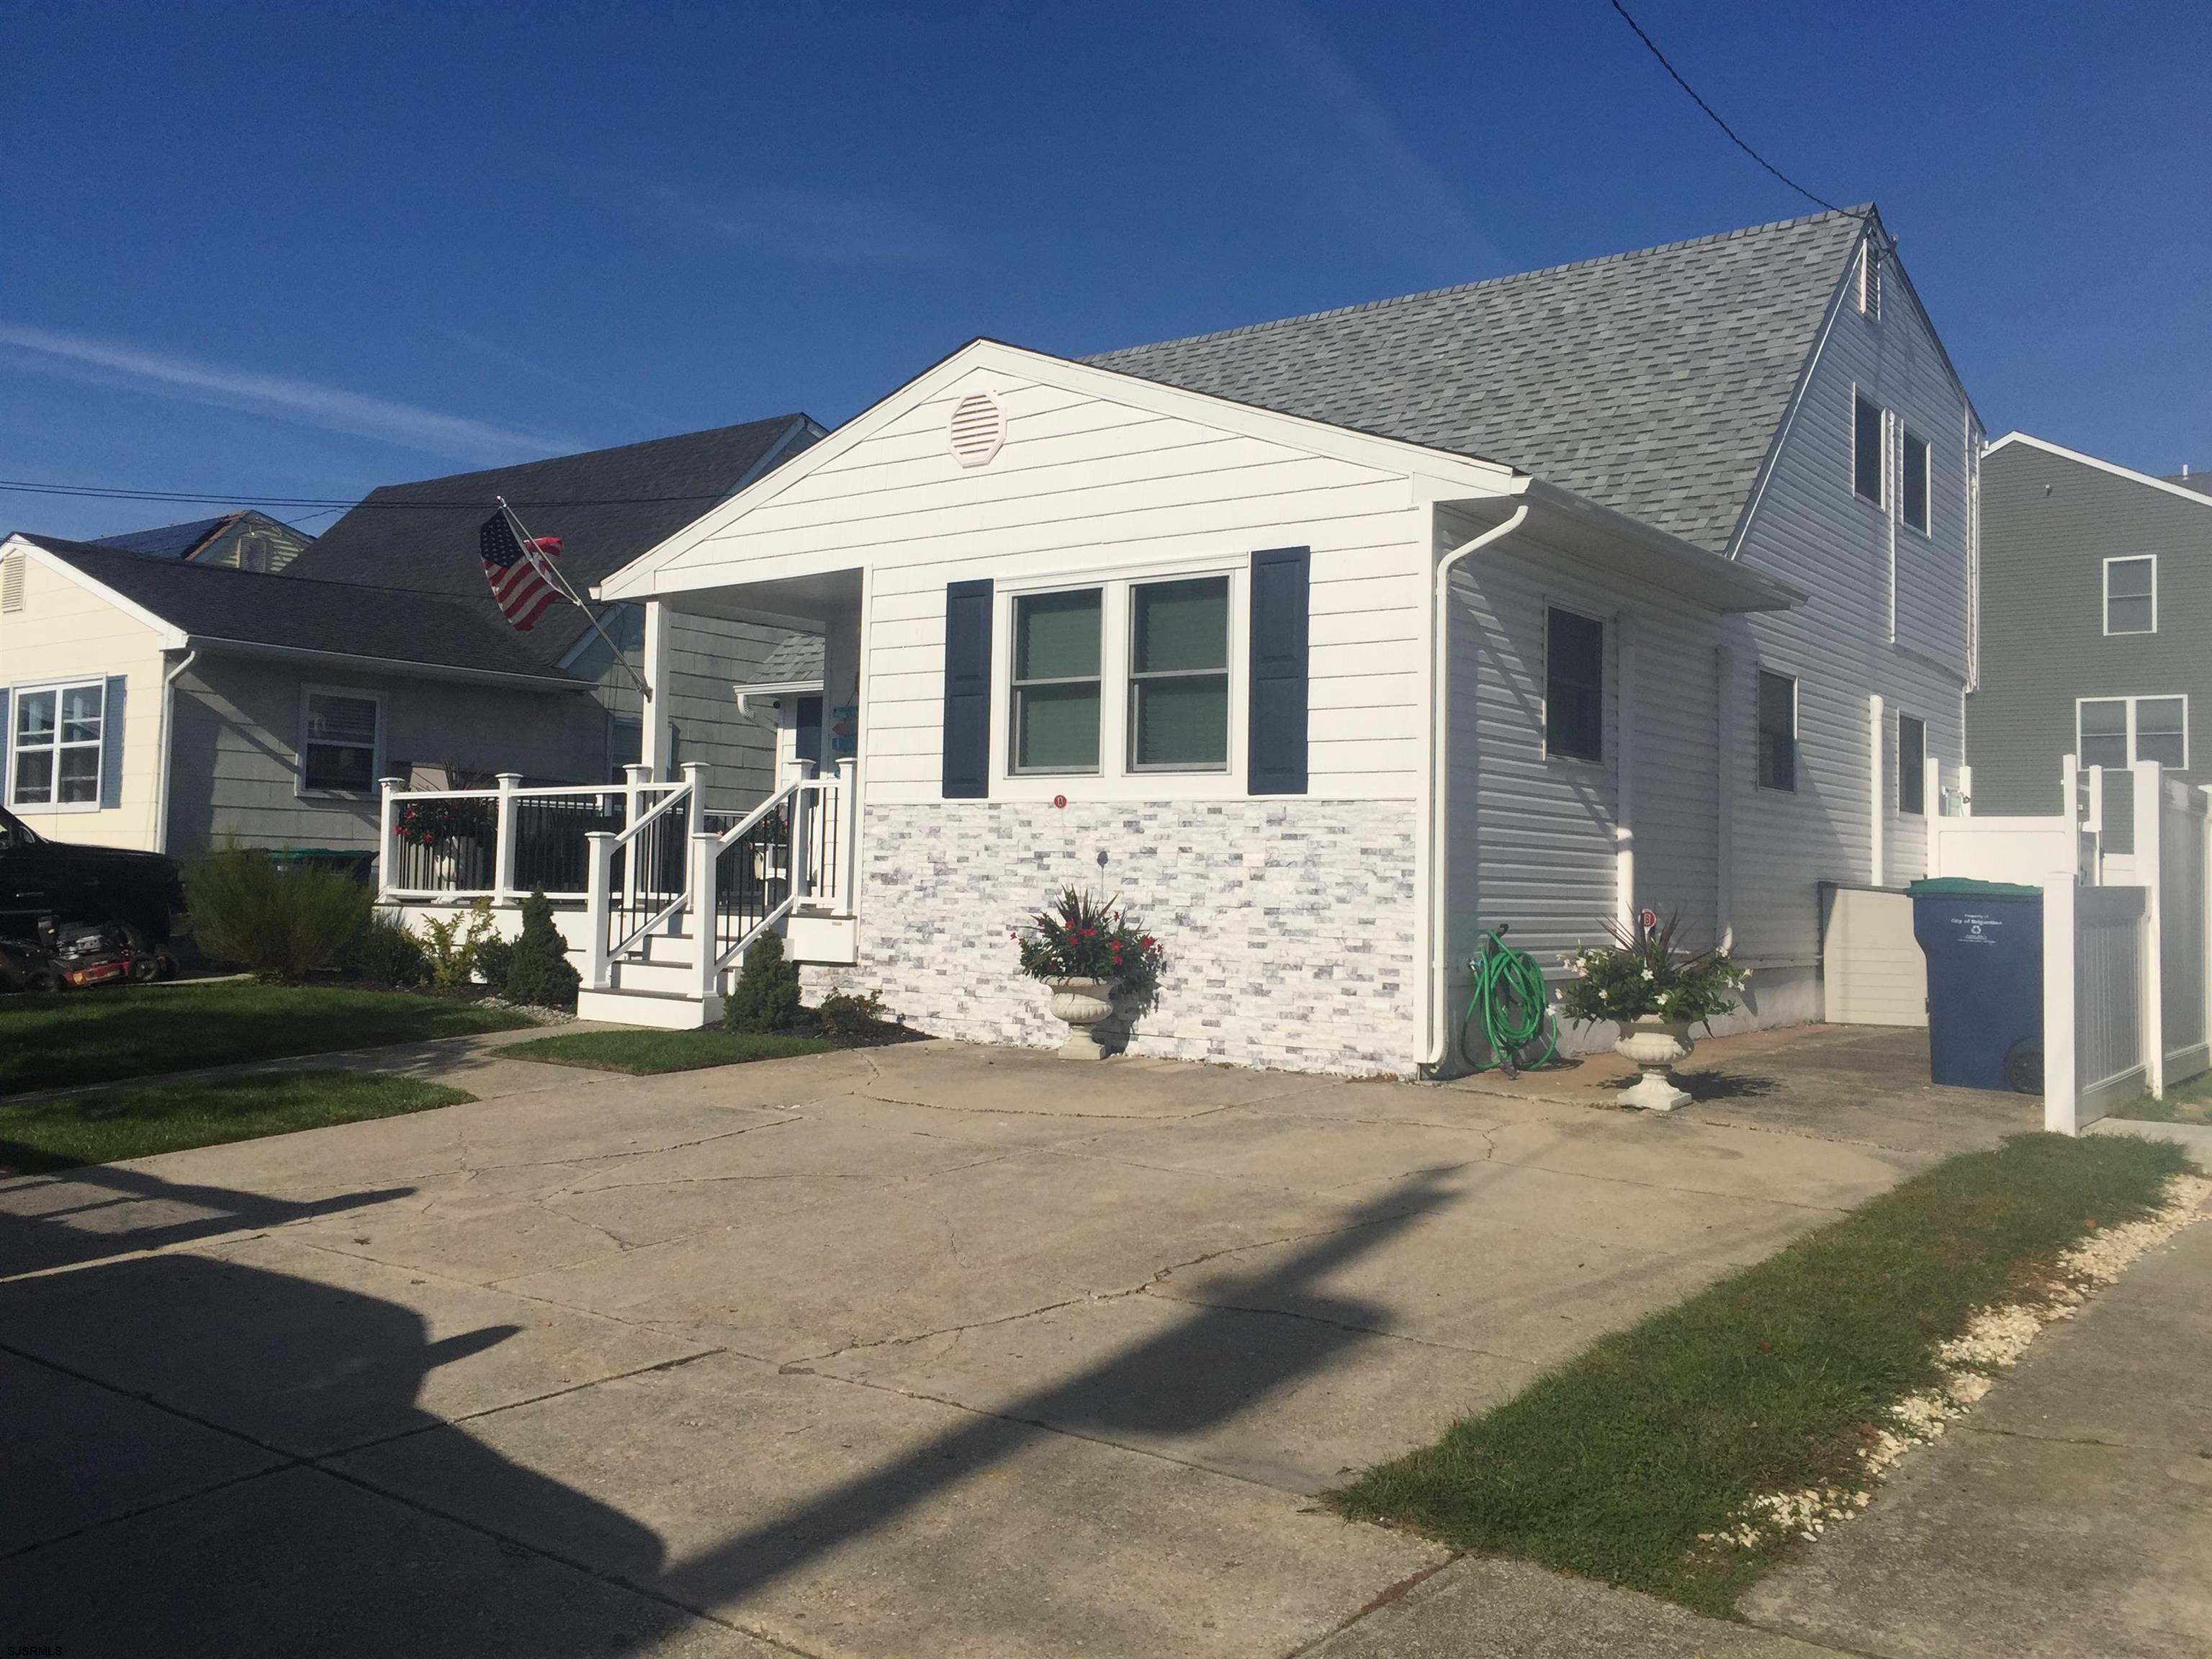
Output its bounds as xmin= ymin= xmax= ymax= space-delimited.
xmin=849 ymin=1039 xmax=1348 ymax=1118
xmin=337 ymin=1349 xmax=1446 ymax=1658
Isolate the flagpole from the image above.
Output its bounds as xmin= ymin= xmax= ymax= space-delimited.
xmin=496 ymin=497 xmax=652 ymax=699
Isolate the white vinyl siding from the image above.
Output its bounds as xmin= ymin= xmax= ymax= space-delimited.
xmin=652 ymin=369 xmax=1434 ymax=806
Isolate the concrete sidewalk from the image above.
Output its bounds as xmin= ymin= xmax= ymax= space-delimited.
xmin=0 ymin=1028 xmax=2038 ymax=1657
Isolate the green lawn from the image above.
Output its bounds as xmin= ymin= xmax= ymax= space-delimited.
xmin=1334 ymin=1133 xmax=2191 ymax=1617
xmin=2110 ymin=1065 xmax=2212 ymax=1125
xmin=0 ymin=1069 xmax=474 ymax=1174
xmin=502 ymin=1028 xmax=833 ymax=1074
xmin=0 ymin=981 xmax=532 ymax=1097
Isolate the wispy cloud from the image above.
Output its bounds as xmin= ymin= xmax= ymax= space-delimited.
xmin=1244 ymin=3 xmax=1501 ymax=273
xmin=606 ymin=175 xmax=963 ymax=268
xmin=439 ymin=326 xmax=673 ymax=426
xmin=0 ymin=322 xmax=577 ymax=464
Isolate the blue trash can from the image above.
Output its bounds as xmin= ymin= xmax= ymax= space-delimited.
xmin=1907 ymin=878 xmax=2044 ymax=1094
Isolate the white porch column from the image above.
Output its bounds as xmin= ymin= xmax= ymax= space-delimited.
xmin=642 ymin=598 xmax=673 ymax=778
xmin=836 ymin=755 xmax=859 ymax=916
xmin=1714 ymin=644 xmax=1735 ymax=953
xmin=1868 ymin=693 xmax=1886 ymax=888
xmin=1614 ymin=616 xmax=1637 ymax=932
xmin=377 ymin=775 xmax=405 ymax=900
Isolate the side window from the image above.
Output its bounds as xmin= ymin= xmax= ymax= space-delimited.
xmin=2136 ymin=697 xmax=2187 ymax=768
xmin=9 ymin=681 xmax=103 ymax=808
xmin=1901 ymin=431 xmax=1930 ymax=534
xmin=1543 ymin=606 xmax=1604 ymax=763
xmin=2078 ymin=699 xmax=2129 ymax=769
xmin=2103 ymin=557 xmax=2156 ymax=635
xmin=1853 ymin=394 xmax=1885 ymax=503
xmin=1898 ymin=714 xmax=1926 ymax=815
xmin=1009 ymin=589 xmax=1102 ymax=775
xmin=301 ymin=690 xmax=381 ymax=793
xmin=1758 ymin=670 xmax=1797 ymax=792
xmin=1128 ymin=576 xmax=1230 ymax=772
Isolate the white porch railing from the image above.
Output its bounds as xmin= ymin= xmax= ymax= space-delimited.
xmin=377 ymin=766 xmax=684 ymax=904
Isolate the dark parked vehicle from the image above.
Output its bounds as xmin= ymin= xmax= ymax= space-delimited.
xmin=0 ymin=806 xmax=185 ymax=989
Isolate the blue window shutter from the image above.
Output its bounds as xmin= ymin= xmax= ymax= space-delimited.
xmin=941 ymin=579 xmax=994 ymax=798
xmin=1247 ymin=547 xmax=1309 ymax=795
xmin=100 ymin=675 xmax=128 ymax=810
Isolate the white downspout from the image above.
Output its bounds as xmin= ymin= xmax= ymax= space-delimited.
xmin=1422 ymin=501 xmax=1532 ymax=1069
xmin=153 ymin=647 xmax=197 ymax=854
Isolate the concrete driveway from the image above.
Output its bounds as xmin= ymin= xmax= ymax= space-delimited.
xmin=0 ymin=1028 xmax=2034 ymax=1658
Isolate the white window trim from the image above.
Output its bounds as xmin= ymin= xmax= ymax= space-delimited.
xmin=2101 ymin=555 xmax=2158 ymax=636
xmin=2075 ymin=693 xmax=2188 ymax=772
xmin=988 ymin=557 xmax=1247 ymax=801
xmin=6 ymin=678 xmax=107 ymax=814
xmin=1852 ymin=387 xmax=1887 ymax=508
xmin=1755 ymin=667 xmax=1800 ymax=794
xmin=1897 ymin=711 xmax=1928 ymax=816
xmin=1900 ymin=428 xmax=1932 ymax=537
xmin=1539 ymin=602 xmax=1606 ymax=766
xmin=297 ymin=683 xmax=387 ymax=799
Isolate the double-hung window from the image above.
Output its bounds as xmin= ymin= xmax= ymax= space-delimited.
xmin=2103 ymin=557 xmax=2156 ymax=635
xmin=1544 ymin=606 xmax=1604 ymax=763
xmin=1853 ymin=394 xmax=1886 ymax=504
xmin=1898 ymin=713 xmax=1927 ymax=815
xmin=2078 ymin=695 xmax=2187 ymax=771
xmin=9 ymin=681 xmax=104 ymax=808
xmin=1128 ymin=577 xmax=1229 ymax=770
xmin=300 ymin=688 xmax=382 ymax=793
xmin=1758 ymin=670 xmax=1798 ymax=792
xmin=1010 ymin=590 xmax=1103 ymax=774
xmin=1901 ymin=431 xmax=1930 ymax=534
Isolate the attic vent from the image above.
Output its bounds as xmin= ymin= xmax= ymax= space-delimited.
xmin=948 ymin=392 xmax=1005 ymax=468
xmin=1 ymin=552 xmax=22 ymax=613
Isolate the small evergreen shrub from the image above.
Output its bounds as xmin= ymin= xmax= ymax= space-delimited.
xmin=350 ymin=912 xmax=431 ymax=987
xmin=813 ymin=988 xmax=888 ymax=1041
xmin=500 ymin=889 xmax=580 ymax=1010
xmin=473 ymin=933 xmax=514 ymax=994
xmin=722 ymin=929 xmax=801 ymax=1033
xmin=186 ymin=846 xmax=372 ymax=983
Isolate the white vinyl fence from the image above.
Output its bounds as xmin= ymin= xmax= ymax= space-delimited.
xmin=1932 ymin=757 xmax=2212 ymax=1134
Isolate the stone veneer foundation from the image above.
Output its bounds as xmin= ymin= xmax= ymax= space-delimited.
xmin=803 ymin=799 xmax=1419 ymax=1076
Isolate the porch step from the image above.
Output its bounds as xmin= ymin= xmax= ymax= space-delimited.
xmin=576 ymin=986 xmax=724 ymax=1030
xmin=607 ymin=955 xmax=721 ymax=997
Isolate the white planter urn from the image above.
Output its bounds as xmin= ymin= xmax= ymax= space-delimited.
xmin=1046 ymin=976 xmax=1117 ymax=1061
xmin=1614 ymin=1017 xmax=1694 ymax=1112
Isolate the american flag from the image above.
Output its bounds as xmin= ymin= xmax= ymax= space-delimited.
xmin=478 ymin=511 xmax=567 ymax=631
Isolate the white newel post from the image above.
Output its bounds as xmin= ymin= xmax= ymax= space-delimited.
xmin=789 ymin=760 xmax=817 ymax=904
xmin=493 ymin=772 xmax=521 ymax=902
xmin=691 ymin=830 xmax=718 ymax=1003
xmin=2134 ymin=760 xmax=2165 ymax=1097
xmin=642 ymin=598 xmax=673 ymax=778
xmin=680 ymin=761 xmax=709 ymax=837
xmin=584 ymin=830 xmax=615 ymax=990
xmin=621 ymin=763 xmax=652 ymax=917
xmin=837 ymin=756 xmax=859 ymax=916
xmin=377 ymin=775 xmax=405 ymax=899
xmin=2043 ymin=874 xmax=2079 ymax=1136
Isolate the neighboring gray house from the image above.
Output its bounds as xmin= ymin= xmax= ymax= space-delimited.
xmin=1967 ymin=433 xmax=2210 ymax=848
xmin=92 ymin=509 xmax=316 ymax=572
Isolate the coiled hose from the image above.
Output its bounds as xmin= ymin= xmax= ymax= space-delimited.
xmin=1460 ymin=925 xmax=1560 ymax=1075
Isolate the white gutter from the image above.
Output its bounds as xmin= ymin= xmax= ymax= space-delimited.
xmin=1421 ymin=501 xmax=1531 ymax=1068
xmin=153 ymin=648 xmax=197 ymax=854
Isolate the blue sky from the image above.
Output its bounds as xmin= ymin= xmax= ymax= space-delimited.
xmin=4 ymin=1 xmax=2205 ymax=541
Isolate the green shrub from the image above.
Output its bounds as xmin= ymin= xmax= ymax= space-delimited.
xmin=415 ymin=897 xmax=496 ymax=990
xmin=723 ymin=929 xmax=800 ymax=1033
xmin=349 ymin=912 xmax=431 ymax=987
xmin=500 ymin=889 xmax=580 ymax=1010
xmin=473 ymin=933 xmax=514 ymax=994
xmin=186 ymin=847 xmax=371 ymax=983
xmin=813 ymin=988 xmax=887 ymax=1041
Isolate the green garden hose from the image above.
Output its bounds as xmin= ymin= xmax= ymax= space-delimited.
xmin=1460 ymin=925 xmax=1560 ymax=1074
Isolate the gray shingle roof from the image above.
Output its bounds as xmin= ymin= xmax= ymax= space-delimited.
xmin=281 ymin=417 xmax=820 ymax=667
xmin=1088 ymin=207 xmax=1872 ymax=553
xmin=745 ymin=633 xmax=824 ymax=688
xmin=27 ymin=538 xmax=571 ymax=684
xmin=89 ymin=513 xmax=239 ymax=560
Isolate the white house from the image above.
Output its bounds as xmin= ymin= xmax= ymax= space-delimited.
xmin=383 ymin=206 xmax=1980 ymax=1076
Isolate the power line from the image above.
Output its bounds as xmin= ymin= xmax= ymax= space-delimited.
xmin=1606 ymin=0 xmax=1862 ymax=221
xmin=0 ymin=477 xmax=736 ymax=513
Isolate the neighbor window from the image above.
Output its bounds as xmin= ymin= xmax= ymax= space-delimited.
xmin=1128 ymin=576 xmax=1230 ymax=770
xmin=1853 ymin=395 xmax=1885 ymax=503
xmin=1898 ymin=714 xmax=1927 ymax=815
xmin=1758 ymin=670 xmax=1798 ymax=792
xmin=2077 ymin=695 xmax=2188 ymax=771
xmin=1902 ymin=431 xmax=1930 ymax=533
xmin=2103 ymin=557 xmax=2156 ymax=635
xmin=1010 ymin=589 xmax=1102 ymax=773
xmin=1544 ymin=606 xmax=1604 ymax=763
xmin=300 ymin=689 xmax=381 ymax=793
xmin=9 ymin=681 xmax=103 ymax=808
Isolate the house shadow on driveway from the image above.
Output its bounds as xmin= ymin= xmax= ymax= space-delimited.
xmin=1 ymin=1164 xmax=1454 ymax=1657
